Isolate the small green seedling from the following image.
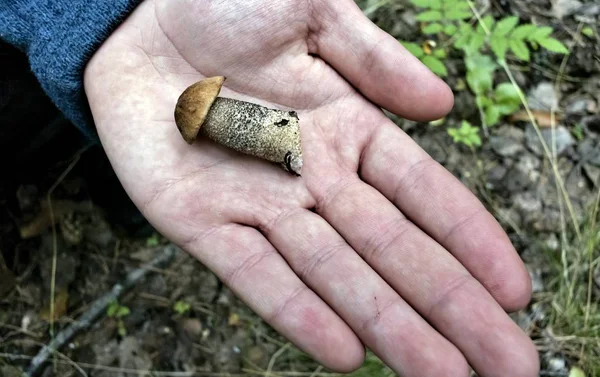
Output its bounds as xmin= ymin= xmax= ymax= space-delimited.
xmin=107 ymin=300 xmax=130 ymax=337
xmin=401 ymin=41 xmax=448 ymax=77
xmin=448 ymin=120 xmax=482 ymax=148
xmin=146 ymin=233 xmax=161 ymax=247
xmin=173 ymin=300 xmax=191 ymax=315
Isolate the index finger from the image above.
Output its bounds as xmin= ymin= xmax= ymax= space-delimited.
xmin=311 ymin=0 xmax=454 ymax=121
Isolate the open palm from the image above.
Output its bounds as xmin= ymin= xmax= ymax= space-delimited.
xmin=84 ymin=0 xmax=538 ymax=376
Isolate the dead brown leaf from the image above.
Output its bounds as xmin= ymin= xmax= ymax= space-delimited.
xmin=19 ymin=200 xmax=93 ymax=239
xmin=39 ymin=288 xmax=69 ymax=321
xmin=509 ymin=110 xmax=564 ymax=128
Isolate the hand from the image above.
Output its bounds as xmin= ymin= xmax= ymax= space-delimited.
xmin=84 ymin=0 xmax=538 ymax=376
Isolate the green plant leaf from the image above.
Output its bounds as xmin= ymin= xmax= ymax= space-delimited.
xmin=467 ymin=67 xmax=493 ymax=95
xmin=538 ymin=37 xmax=569 ymax=53
xmin=454 ymin=21 xmax=474 ymax=49
xmin=496 ymin=102 xmax=521 ymax=115
xmin=509 ymin=39 xmax=530 ymax=61
xmin=478 ymin=95 xmax=493 ymax=108
xmin=490 ymin=36 xmax=509 ymax=60
xmin=465 ymin=53 xmax=497 ymax=73
xmin=494 ymin=83 xmax=521 ymax=103
xmin=443 ymin=24 xmax=458 ymax=35
xmin=529 ymin=26 xmax=553 ymax=41
xmin=485 ymin=105 xmax=501 ymax=126
xmin=117 ymin=306 xmax=130 ymax=318
xmin=477 ymin=15 xmax=495 ymax=34
xmin=107 ymin=302 xmax=118 ymax=317
xmin=467 ymin=33 xmax=486 ymax=54
xmin=447 ymin=121 xmax=481 ymax=148
xmin=446 ymin=9 xmax=472 ymax=20
xmin=173 ymin=300 xmax=191 ymax=314
xmin=493 ymin=16 xmax=519 ymax=37
xmin=423 ymin=23 xmax=444 ymax=34
xmin=410 ymin=0 xmax=433 ymax=7
xmin=422 ymin=55 xmax=448 ymax=76
xmin=416 ymin=10 xmax=443 ymax=21
xmin=401 ymin=42 xmax=425 ymax=58
xmin=433 ymin=48 xmax=447 ymax=58
xmin=511 ymin=24 xmax=537 ymax=39
xmin=118 ymin=323 xmax=127 ymax=337
xmin=582 ymin=26 xmax=594 ymax=37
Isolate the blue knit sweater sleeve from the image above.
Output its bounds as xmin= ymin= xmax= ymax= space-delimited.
xmin=0 ymin=0 xmax=143 ymax=140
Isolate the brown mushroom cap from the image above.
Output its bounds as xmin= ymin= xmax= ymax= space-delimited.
xmin=174 ymin=76 xmax=225 ymax=144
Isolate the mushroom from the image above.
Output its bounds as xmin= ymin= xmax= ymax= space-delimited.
xmin=174 ymin=76 xmax=303 ymax=176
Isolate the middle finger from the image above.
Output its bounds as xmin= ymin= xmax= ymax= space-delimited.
xmin=311 ymin=166 xmax=536 ymax=377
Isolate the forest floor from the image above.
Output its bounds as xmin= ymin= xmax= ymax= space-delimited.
xmin=1 ymin=0 xmax=599 ymax=376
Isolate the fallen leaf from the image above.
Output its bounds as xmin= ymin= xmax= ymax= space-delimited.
xmin=569 ymin=366 xmax=586 ymax=377
xmin=228 ymin=313 xmax=241 ymax=326
xmin=19 ymin=200 xmax=93 ymax=239
xmin=509 ymin=110 xmax=564 ymax=127
xmin=40 ymin=288 xmax=69 ymax=321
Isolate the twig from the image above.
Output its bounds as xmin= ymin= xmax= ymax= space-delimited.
xmin=24 ymin=244 xmax=179 ymax=377
xmin=265 ymin=343 xmax=291 ymax=377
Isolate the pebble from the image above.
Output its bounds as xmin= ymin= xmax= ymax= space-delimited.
xmin=525 ymin=124 xmax=574 ymax=156
xmin=527 ymin=82 xmax=559 ymax=111
xmin=552 ymin=0 xmax=583 ymax=18
xmin=489 ymin=126 xmax=525 ymax=157
xmin=504 ymin=154 xmax=541 ymax=193
xmin=577 ymin=139 xmax=600 ymax=165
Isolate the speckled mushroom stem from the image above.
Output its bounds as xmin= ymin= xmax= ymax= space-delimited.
xmin=200 ymin=98 xmax=303 ymax=175
xmin=174 ymin=76 xmax=303 ymax=176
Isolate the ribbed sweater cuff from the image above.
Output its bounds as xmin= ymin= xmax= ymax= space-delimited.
xmin=0 ymin=0 xmax=143 ymax=140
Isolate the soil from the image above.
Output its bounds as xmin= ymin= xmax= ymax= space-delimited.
xmin=1 ymin=0 xmax=600 ymax=376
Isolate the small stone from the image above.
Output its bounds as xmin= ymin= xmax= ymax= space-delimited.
xmin=487 ymin=164 xmax=508 ymax=190
xmin=533 ymin=207 xmax=562 ymax=232
xmin=243 ymin=345 xmax=270 ymax=370
xmin=496 ymin=207 xmax=522 ymax=228
xmin=584 ymin=164 xmax=600 ymax=186
xmin=504 ymin=154 xmax=541 ymax=193
xmin=553 ymin=0 xmax=583 ymax=19
xmin=118 ymin=337 xmax=153 ymax=373
xmin=543 ymin=233 xmax=560 ymax=251
xmin=574 ymin=3 xmax=600 ymax=23
xmin=513 ymin=192 xmax=543 ymax=215
xmin=489 ymin=126 xmax=525 ymax=157
xmin=527 ymin=265 xmax=545 ymax=293
xmin=92 ymin=339 xmax=119 ymax=366
xmin=527 ymin=82 xmax=559 ymax=111
xmin=565 ymin=167 xmax=592 ymax=201
xmin=578 ymin=139 xmax=600 ymax=166
xmin=565 ymin=97 xmax=594 ymax=115
xmin=525 ymin=124 xmax=574 ymax=156
xmin=548 ymin=357 xmax=567 ymax=373
xmin=179 ymin=318 xmax=203 ymax=339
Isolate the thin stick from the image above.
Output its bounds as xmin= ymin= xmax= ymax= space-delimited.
xmin=24 ymin=244 xmax=179 ymax=377
xmin=265 ymin=343 xmax=291 ymax=377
